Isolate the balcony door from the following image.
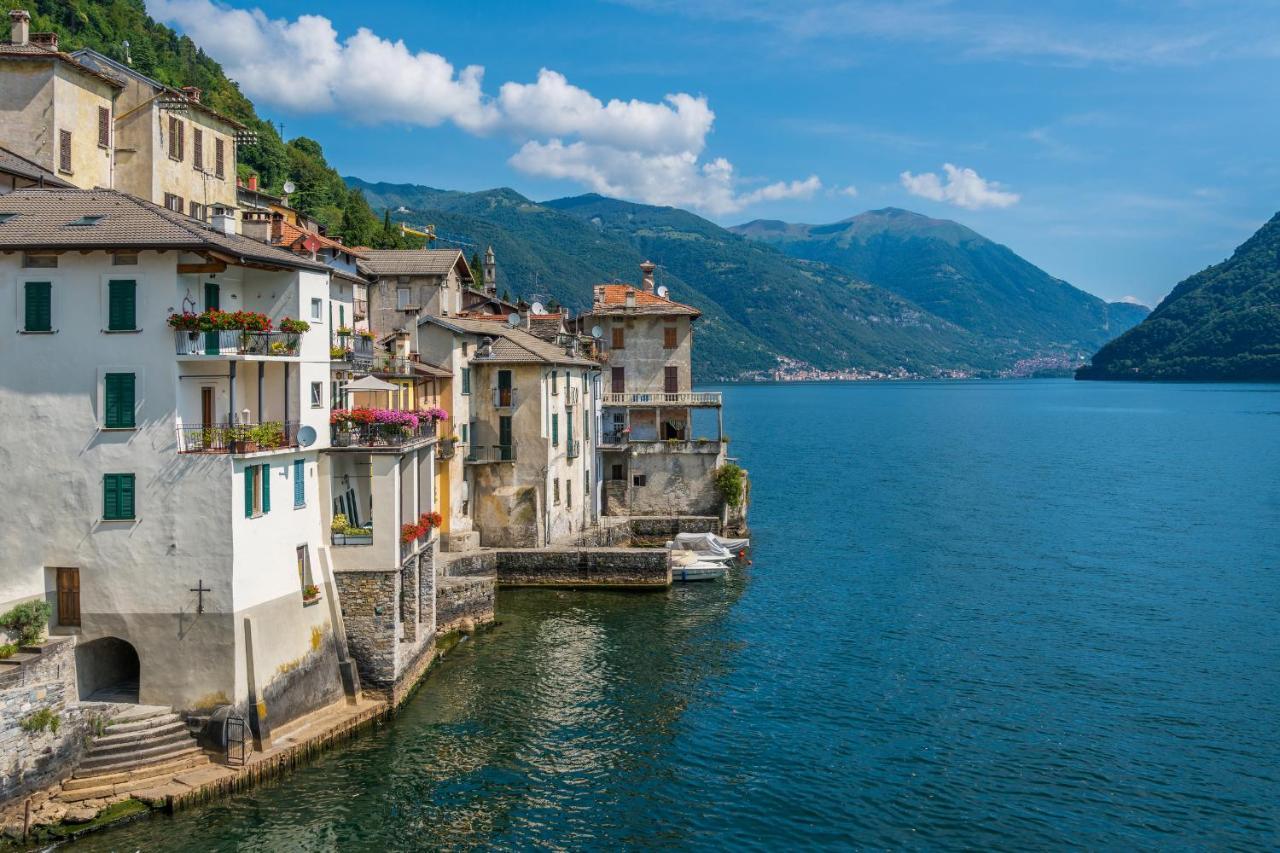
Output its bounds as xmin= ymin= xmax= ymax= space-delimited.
xmin=497 ymin=370 xmax=513 ymax=407
xmin=664 ymin=366 xmax=678 ymax=395
xmin=203 ymin=282 xmax=221 ymax=354
xmin=201 ymin=387 xmax=215 ymax=429
xmin=611 ymin=366 xmax=625 ymax=394
xmin=498 ymin=416 xmax=513 ymax=460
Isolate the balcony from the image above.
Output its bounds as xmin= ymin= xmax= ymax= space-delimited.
xmin=349 ymin=353 xmax=416 ymax=376
xmin=493 ymin=388 xmax=517 ymax=409
xmin=175 ymin=330 xmax=300 ymax=358
xmin=466 ymin=444 xmax=517 ymax=463
xmin=330 ymin=419 xmax=436 ymax=449
xmin=565 ymin=387 xmax=580 ymax=408
xmin=176 ymin=421 xmax=300 ymax=454
xmin=566 ymin=438 xmax=581 ymax=459
xmin=436 ymin=438 xmax=457 ymax=460
xmin=601 ymin=391 xmax=721 ymax=407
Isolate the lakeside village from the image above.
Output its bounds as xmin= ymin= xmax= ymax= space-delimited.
xmin=0 ymin=11 xmax=749 ymax=841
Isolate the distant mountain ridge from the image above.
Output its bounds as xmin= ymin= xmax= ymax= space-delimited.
xmin=1078 ymin=212 xmax=1280 ymax=380
xmin=731 ymin=208 xmax=1148 ymax=358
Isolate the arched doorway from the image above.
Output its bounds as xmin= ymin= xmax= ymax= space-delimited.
xmin=76 ymin=636 xmax=141 ymax=703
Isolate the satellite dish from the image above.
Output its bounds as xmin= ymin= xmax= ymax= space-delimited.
xmin=282 ymin=180 xmax=296 ymax=195
xmin=297 ymin=425 xmax=317 ymax=447
xmin=657 ymin=285 xmax=669 ymax=298
xmin=530 ymin=302 xmax=546 ymax=315
xmin=506 ymin=313 xmax=521 ymax=327
xmin=590 ymin=325 xmax=603 ymax=339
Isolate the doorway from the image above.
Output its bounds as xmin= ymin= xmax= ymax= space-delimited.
xmin=76 ymin=636 xmax=141 ymax=703
xmin=56 ymin=568 xmax=80 ymax=627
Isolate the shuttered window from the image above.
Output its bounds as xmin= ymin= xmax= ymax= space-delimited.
xmin=103 ymin=373 xmax=135 ymax=429
xmin=214 ymin=138 xmax=225 ymax=178
xmin=294 ymin=459 xmax=305 ymax=507
xmin=164 ymin=193 xmax=183 ymax=213
xmin=664 ymin=326 xmax=677 ymax=349
xmin=107 ymin=280 xmax=136 ymax=330
xmin=552 ymin=413 xmax=559 ymax=446
xmin=193 ymin=127 xmax=203 ymax=170
xmin=245 ymin=464 xmax=271 ymax=517
xmin=461 ymin=367 xmax=471 ymax=395
xmin=97 ymin=107 xmax=110 ymax=148
xmin=23 ymin=282 xmax=51 ymax=331
xmin=612 ymin=326 xmax=624 ymax=349
xmin=168 ymin=116 xmax=184 ymax=160
xmin=103 ymin=473 xmax=136 ymax=520
xmin=58 ymin=130 xmax=72 ymax=173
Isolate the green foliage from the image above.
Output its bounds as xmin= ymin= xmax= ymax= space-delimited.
xmin=0 ymin=643 xmax=16 ymax=660
xmin=21 ymin=708 xmax=60 ymax=735
xmin=1079 ymin=211 xmax=1280 ymax=381
xmin=0 ymin=599 xmax=51 ymax=646
xmin=714 ymin=464 xmax=746 ymax=509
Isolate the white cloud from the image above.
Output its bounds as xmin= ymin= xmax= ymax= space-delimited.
xmin=1117 ymin=295 xmax=1149 ymax=306
xmin=899 ymin=163 xmax=1020 ymax=209
xmin=837 ymin=184 xmax=859 ymax=197
xmin=147 ymin=0 xmax=809 ymax=215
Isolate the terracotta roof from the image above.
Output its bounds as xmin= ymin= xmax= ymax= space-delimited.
xmin=358 ymin=249 xmax=473 ymax=280
xmin=421 ymin=315 xmax=597 ymax=367
xmin=0 ymin=145 xmax=73 ymax=188
xmin=592 ymin=284 xmax=700 ymax=317
xmin=275 ymin=220 xmax=368 ymax=259
xmin=0 ymin=188 xmax=328 ymax=271
xmin=0 ymin=40 xmax=124 ymax=89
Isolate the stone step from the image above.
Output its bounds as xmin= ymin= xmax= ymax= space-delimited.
xmin=90 ymin=720 xmax=190 ymax=750
xmin=66 ymin=751 xmax=210 ymax=791
xmin=104 ymin=712 xmax=181 ymax=735
xmin=86 ymin=726 xmax=194 ymax=760
xmin=76 ymin=743 xmax=204 ymax=776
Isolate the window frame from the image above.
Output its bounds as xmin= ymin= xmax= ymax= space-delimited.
xmin=102 ymin=371 xmax=137 ymax=429
xmin=103 ymin=473 xmax=136 ymax=521
xmin=461 ymin=367 xmax=471 ymax=395
xmin=310 ymin=382 xmax=324 ymax=408
xmin=293 ymin=458 xmax=306 ymax=508
xmin=310 ymin=297 xmax=323 ymax=322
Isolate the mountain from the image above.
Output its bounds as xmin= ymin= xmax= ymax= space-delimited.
xmin=731 ymin=208 xmax=1148 ymax=360
xmin=350 ymin=180 xmax=1016 ymax=380
xmin=1077 ymin=213 xmax=1280 ymax=381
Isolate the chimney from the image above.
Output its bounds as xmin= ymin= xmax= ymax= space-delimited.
xmin=247 ymin=175 xmax=258 ymax=192
xmin=180 ymin=86 xmax=201 ymax=104
xmin=9 ymin=10 xmax=30 ymax=46
xmin=639 ymin=260 xmax=656 ymax=293
xmin=483 ymin=245 xmax=497 ymax=296
xmin=241 ymin=210 xmax=271 ymax=244
xmin=210 ymin=207 xmax=237 ymax=236
xmin=29 ymin=31 xmax=57 ymax=50
xmin=269 ymin=211 xmax=284 ymax=243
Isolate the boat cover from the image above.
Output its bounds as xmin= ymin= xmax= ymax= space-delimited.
xmin=672 ymin=532 xmax=751 ymax=553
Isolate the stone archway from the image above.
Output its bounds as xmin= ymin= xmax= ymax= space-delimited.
xmin=76 ymin=636 xmax=141 ymax=703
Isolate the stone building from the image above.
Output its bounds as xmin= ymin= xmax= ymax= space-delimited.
xmin=578 ymin=262 xmax=727 ymax=517
xmin=358 ymin=249 xmax=475 ymax=336
xmin=0 ymin=189 xmax=346 ymax=734
xmin=0 ymin=144 xmax=74 ymax=194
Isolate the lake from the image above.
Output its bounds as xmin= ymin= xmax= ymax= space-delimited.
xmin=70 ymin=380 xmax=1280 ymax=850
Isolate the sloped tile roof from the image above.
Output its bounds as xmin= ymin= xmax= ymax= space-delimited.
xmin=0 ymin=188 xmax=328 ymax=271
xmin=275 ymin=220 xmax=368 ymax=259
xmin=592 ymin=284 xmax=700 ymax=317
xmin=0 ymin=40 xmax=124 ymax=89
xmin=357 ymin=249 xmax=472 ymax=279
xmin=0 ymin=145 xmax=72 ymax=188
xmin=422 ymin=315 xmax=597 ymax=367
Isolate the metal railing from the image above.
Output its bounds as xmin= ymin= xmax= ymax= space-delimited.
xmin=175 ymin=330 xmax=300 ymax=357
xmin=465 ymin=444 xmax=517 ymax=463
xmin=347 ymin=353 xmax=416 ymax=376
xmin=493 ymin=388 xmax=517 ymax=408
xmin=565 ymin=387 xmax=580 ymax=407
xmin=566 ymin=438 xmax=581 ymax=459
xmin=601 ymin=391 xmax=721 ymax=406
xmin=177 ymin=421 xmax=300 ymax=453
xmin=330 ymin=420 xmax=436 ymax=448
xmin=600 ymin=429 xmax=628 ymax=446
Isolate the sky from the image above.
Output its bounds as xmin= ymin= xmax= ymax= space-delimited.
xmin=148 ymin=0 xmax=1280 ymax=307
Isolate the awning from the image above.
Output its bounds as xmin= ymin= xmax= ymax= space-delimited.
xmin=345 ymin=375 xmax=399 ymax=392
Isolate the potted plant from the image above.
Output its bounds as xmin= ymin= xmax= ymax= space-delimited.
xmin=357 ymin=329 xmax=375 ymax=341
xmin=330 ymin=345 xmax=348 ymax=360
xmin=336 ymin=325 xmax=353 ymax=337
xmin=302 ymin=584 xmax=321 ymax=604
xmin=269 ymin=340 xmax=292 ymax=356
xmin=279 ymin=318 xmax=311 ymax=334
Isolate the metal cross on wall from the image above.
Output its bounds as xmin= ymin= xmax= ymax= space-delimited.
xmin=190 ymin=579 xmax=211 ymax=614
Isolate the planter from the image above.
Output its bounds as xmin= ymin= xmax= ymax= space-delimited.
xmin=332 ymin=533 xmax=372 ymax=546
xmin=334 ymin=431 xmax=352 ymax=447
xmin=229 ymin=440 xmax=258 ymax=454
xmin=303 ymin=595 xmax=321 ymax=607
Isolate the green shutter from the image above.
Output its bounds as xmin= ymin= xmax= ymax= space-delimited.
xmin=261 ymin=464 xmax=271 ymax=513
xmin=104 ymin=373 xmax=135 ymax=429
xmin=104 ymin=473 xmax=135 ymax=520
xmin=119 ymin=474 xmax=135 ymax=519
xmin=461 ymin=368 xmax=471 ymax=394
xmin=107 ymin=280 xmax=136 ymax=330
xmin=244 ymin=467 xmax=254 ymax=518
xmin=552 ymin=413 xmax=559 ymax=446
xmin=24 ymin=282 xmax=51 ymax=331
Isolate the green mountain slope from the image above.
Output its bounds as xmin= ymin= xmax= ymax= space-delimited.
xmin=731 ymin=208 xmax=1147 ymax=358
xmin=1077 ymin=212 xmax=1280 ymax=381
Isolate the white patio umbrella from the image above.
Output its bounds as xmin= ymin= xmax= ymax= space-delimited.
xmin=345 ymin=375 xmax=399 ymax=409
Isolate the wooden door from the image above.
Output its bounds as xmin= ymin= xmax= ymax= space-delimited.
xmin=57 ymin=568 xmax=80 ymax=627
xmin=664 ymin=366 xmax=678 ymax=394
xmin=201 ymin=387 xmax=214 ymax=428
xmin=611 ymin=366 xmax=625 ymax=394
xmin=499 ymin=416 xmax=513 ymax=460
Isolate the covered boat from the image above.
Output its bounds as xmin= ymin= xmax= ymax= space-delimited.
xmin=670 ymin=549 xmax=728 ymax=582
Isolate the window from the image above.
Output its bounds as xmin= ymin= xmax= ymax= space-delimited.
xmin=23 ymin=282 xmax=51 ymax=332
xmin=244 ymin=463 xmax=270 ymax=518
xmin=310 ymin=382 xmax=323 ymax=408
xmin=611 ymin=464 xmax=624 ymax=481
xmin=665 ymin=365 xmax=679 ymax=394
xmin=163 ymin=193 xmax=183 ymax=213
xmin=461 ymin=367 xmax=471 ymax=395
xmin=611 ymin=366 xmax=625 ymax=394
xmin=611 ymin=326 xmax=625 ymax=349
xmin=22 ymin=254 xmax=56 ymax=269
xmin=214 ymin=138 xmax=225 ymax=179
xmin=664 ymin=326 xmax=678 ymax=349
xmin=397 ymin=287 xmax=411 ymax=310
xmin=297 ymin=544 xmax=314 ymax=590
xmin=107 ymin=280 xmax=136 ymax=331
xmin=56 ymin=568 xmax=80 ymax=627
xmin=632 ymin=474 xmax=647 ymax=487
xmin=310 ymin=298 xmax=323 ymax=321
xmin=103 ymin=473 xmax=136 ymax=520
xmin=553 ymin=478 xmax=560 ymax=505
xmin=103 ymin=372 xmax=135 ymax=428
xmin=584 ymin=478 xmax=590 ymax=497
xmin=551 ymin=413 xmax=559 ymax=446
xmin=188 ymin=201 xmax=206 ymax=221
xmin=460 ymin=423 xmax=469 ymax=443
xmin=97 ymin=106 xmax=110 ymax=148
xmin=567 ymin=480 xmax=572 ymax=509
xmin=551 ymin=370 xmax=558 ymax=395
xmin=112 ymin=252 xmax=138 ymax=266
xmin=168 ymin=116 xmax=184 ymax=161
xmin=293 ymin=459 xmax=306 ymax=508
xmin=193 ymin=127 xmax=203 ymax=171
xmin=58 ymin=129 xmax=71 ymax=173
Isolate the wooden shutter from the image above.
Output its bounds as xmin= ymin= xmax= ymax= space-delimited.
xmin=261 ymin=463 xmax=271 ymax=513
xmin=664 ymin=326 xmax=677 ymax=349
xmin=104 ymin=473 xmax=134 ymax=520
xmin=611 ymin=366 xmax=625 ymax=394
xmin=119 ymin=474 xmax=135 ymax=519
xmin=58 ymin=130 xmax=71 ymax=173
xmin=215 ymin=137 xmax=225 ymax=178
xmin=24 ymin=282 xmax=51 ymax=331
xmin=98 ymin=107 xmax=110 ymax=148
xmin=104 ymin=373 xmax=135 ymax=429
xmin=664 ymin=365 xmax=678 ymax=393
xmin=244 ymin=467 xmax=254 ymax=518
xmin=294 ymin=459 xmax=305 ymax=507
xmin=107 ymin=280 xmax=136 ymax=330
xmin=612 ymin=326 xmax=624 ymax=349
xmin=193 ymin=128 xmax=203 ymax=170
xmin=177 ymin=120 xmax=185 ymax=161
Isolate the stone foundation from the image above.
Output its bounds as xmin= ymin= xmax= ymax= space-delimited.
xmin=0 ymin=638 xmax=89 ymax=804
xmin=495 ymin=548 xmax=670 ymax=587
xmin=435 ymin=577 xmax=496 ymax=635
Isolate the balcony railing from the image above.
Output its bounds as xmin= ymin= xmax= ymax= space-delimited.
xmin=601 ymin=391 xmax=721 ymax=406
xmin=175 ymin=330 xmax=300 ymax=357
xmin=331 ymin=420 xmax=436 ymax=448
xmin=565 ymin=387 xmax=580 ymax=408
xmin=601 ymin=429 xmax=628 ymax=446
xmin=493 ymin=388 xmax=517 ymax=408
xmin=465 ymin=444 xmax=517 ymax=463
xmin=566 ymin=438 xmax=581 ymax=459
xmin=177 ymin=421 xmax=300 ymax=454
xmin=348 ymin=353 xmax=416 ymax=376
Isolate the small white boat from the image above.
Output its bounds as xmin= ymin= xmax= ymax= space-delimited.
xmin=667 ymin=532 xmax=750 ymax=562
xmin=670 ymin=549 xmax=729 ymax=582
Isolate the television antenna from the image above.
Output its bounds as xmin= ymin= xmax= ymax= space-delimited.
xmin=530 ymin=301 xmax=546 ymax=315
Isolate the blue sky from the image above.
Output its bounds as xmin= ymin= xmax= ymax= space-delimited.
xmin=150 ymin=0 xmax=1280 ymax=307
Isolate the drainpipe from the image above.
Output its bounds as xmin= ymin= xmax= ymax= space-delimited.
xmin=257 ymin=361 xmax=264 ymax=422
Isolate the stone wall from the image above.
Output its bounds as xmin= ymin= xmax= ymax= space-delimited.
xmin=629 ymin=515 xmax=722 ymax=540
xmin=332 ymin=570 xmax=398 ymax=687
xmin=438 ymin=551 xmax=497 ymax=578
xmin=495 ymin=548 xmax=670 ymax=587
xmin=0 ymin=638 xmax=88 ymax=805
xmin=435 ymin=577 xmax=496 ymax=635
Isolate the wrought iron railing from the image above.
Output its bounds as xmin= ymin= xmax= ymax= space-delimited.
xmin=465 ymin=444 xmax=517 ymax=463
xmin=330 ymin=420 xmax=436 ymax=448
xmin=566 ymin=438 xmax=581 ymax=458
xmin=175 ymin=330 xmax=300 ymax=357
xmin=177 ymin=421 xmax=300 ymax=453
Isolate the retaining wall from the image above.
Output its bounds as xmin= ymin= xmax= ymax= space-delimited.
xmin=435 ymin=577 xmax=496 ymax=635
xmin=0 ymin=638 xmax=88 ymax=804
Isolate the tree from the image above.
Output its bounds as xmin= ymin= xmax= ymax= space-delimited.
xmin=469 ymin=252 xmax=486 ymax=292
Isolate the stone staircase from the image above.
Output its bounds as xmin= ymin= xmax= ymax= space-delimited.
xmin=57 ymin=705 xmax=209 ymax=803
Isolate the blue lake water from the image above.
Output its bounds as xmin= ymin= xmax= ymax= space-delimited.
xmin=71 ymin=380 xmax=1280 ymax=850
